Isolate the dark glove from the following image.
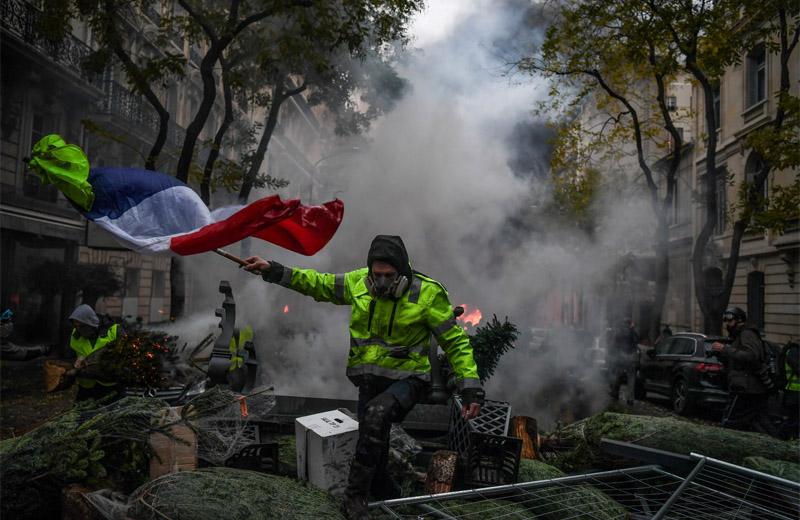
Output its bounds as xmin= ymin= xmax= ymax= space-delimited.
xmin=461 ymin=387 xmax=485 ymax=407
xmin=261 ymin=260 xmax=286 ymax=284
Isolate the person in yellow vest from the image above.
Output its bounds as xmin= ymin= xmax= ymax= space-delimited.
xmin=227 ymin=325 xmax=253 ymax=392
xmin=781 ymin=341 xmax=799 ymax=439
xmin=244 ymin=235 xmax=483 ymax=520
xmin=68 ymin=304 xmax=122 ymax=402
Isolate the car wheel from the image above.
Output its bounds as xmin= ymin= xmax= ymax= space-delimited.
xmin=671 ymin=378 xmax=693 ymax=415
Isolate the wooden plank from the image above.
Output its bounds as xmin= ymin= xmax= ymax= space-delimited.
xmin=511 ymin=416 xmax=539 ymax=460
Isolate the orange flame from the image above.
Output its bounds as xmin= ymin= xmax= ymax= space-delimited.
xmin=283 ymin=304 xmax=289 ymax=314
xmin=457 ymin=303 xmax=482 ymax=328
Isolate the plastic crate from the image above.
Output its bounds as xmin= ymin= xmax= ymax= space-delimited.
xmin=465 ymin=432 xmax=521 ymax=488
xmin=225 ymin=442 xmax=279 ymax=473
xmin=448 ymin=396 xmax=511 ymax=457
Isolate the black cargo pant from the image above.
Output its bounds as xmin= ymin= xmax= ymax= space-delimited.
xmin=722 ymin=393 xmax=778 ymax=437
xmin=346 ymin=375 xmax=428 ymax=498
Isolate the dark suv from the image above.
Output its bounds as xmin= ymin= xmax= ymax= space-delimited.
xmin=636 ymin=333 xmax=729 ymax=415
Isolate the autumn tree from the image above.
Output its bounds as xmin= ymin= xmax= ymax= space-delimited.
xmin=524 ymin=0 xmax=799 ymax=335
xmin=521 ymin=0 xmax=691 ymax=339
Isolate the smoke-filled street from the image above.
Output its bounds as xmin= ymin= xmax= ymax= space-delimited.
xmin=1 ymin=0 xmax=799 ymax=518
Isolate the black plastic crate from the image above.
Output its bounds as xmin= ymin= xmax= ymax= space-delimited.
xmin=448 ymin=396 xmax=511 ymax=457
xmin=465 ymin=432 xmax=521 ymax=488
xmin=224 ymin=442 xmax=280 ymax=473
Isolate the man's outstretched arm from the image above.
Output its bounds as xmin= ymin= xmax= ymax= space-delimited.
xmin=243 ymin=256 xmax=351 ymax=305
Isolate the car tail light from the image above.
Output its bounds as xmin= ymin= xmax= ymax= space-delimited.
xmin=694 ymin=362 xmax=723 ymax=373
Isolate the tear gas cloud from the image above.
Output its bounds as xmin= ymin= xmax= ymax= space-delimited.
xmin=178 ymin=0 xmax=657 ymax=428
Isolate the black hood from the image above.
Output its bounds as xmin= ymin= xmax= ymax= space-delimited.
xmin=367 ymin=235 xmax=412 ymax=279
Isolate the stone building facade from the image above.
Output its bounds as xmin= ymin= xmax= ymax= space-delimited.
xmin=0 ymin=0 xmax=329 ymax=348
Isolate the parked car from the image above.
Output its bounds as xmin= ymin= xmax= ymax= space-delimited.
xmin=636 ymin=333 xmax=729 ymax=415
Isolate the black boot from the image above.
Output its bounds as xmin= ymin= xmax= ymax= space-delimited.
xmin=342 ymin=460 xmax=375 ymax=520
xmin=341 ymin=493 xmax=369 ymax=520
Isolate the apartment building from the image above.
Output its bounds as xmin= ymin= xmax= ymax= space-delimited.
xmin=0 ymin=0 xmax=329 ymax=347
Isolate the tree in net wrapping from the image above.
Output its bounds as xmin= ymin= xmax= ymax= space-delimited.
xmin=85 ymin=467 xmax=347 ymax=520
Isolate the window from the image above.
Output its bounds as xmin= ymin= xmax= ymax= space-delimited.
xmin=712 ymin=86 xmax=721 ymax=130
xmin=125 ymin=268 xmax=140 ymax=297
xmin=746 ymin=44 xmax=766 ymax=107
xmin=23 ymin=113 xmax=58 ymax=202
xmin=668 ymin=338 xmax=696 ymax=356
xmin=656 ymin=337 xmax=674 ymax=355
xmin=667 ymin=95 xmax=677 ymax=111
xmin=744 ymin=152 xmax=768 ymax=204
xmin=747 ymin=271 xmax=765 ymax=330
xmin=151 ymin=271 xmax=165 ymax=297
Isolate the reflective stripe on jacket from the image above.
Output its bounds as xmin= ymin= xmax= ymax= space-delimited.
xmin=229 ymin=325 xmax=253 ymax=371
xmin=786 ymin=361 xmax=800 ymax=392
xmin=273 ymin=266 xmax=481 ymax=389
xmin=70 ymin=324 xmax=119 ymax=387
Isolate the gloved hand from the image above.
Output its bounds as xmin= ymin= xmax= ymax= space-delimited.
xmin=460 ymin=387 xmax=485 ymax=420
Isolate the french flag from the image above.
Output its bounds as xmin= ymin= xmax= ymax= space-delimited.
xmin=82 ymin=167 xmax=343 ymax=256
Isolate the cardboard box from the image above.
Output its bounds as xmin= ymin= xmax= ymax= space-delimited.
xmin=149 ymin=406 xmax=197 ymax=479
xmin=295 ymin=409 xmax=359 ymax=495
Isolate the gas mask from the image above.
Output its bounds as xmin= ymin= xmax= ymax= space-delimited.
xmin=366 ymin=272 xmax=409 ymax=299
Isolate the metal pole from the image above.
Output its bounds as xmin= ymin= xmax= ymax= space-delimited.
xmin=654 ymin=467 xmax=797 ymax=520
xmin=651 ymin=457 xmax=706 ymax=520
xmin=416 ymin=503 xmax=458 ymax=520
xmin=368 ymin=465 xmax=661 ymax=509
xmin=689 ymin=452 xmax=800 ymax=489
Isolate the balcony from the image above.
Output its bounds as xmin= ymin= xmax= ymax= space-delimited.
xmin=96 ymin=80 xmax=186 ymax=146
xmin=1 ymin=0 xmax=100 ymax=87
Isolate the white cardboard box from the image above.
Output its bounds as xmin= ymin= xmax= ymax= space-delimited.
xmin=295 ymin=409 xmax=359 ymax=495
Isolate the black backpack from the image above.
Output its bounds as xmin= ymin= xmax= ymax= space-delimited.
xmin=751 ymin=328 xmax=780 ymax=393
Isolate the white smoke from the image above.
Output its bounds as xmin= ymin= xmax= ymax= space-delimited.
xmin=179 ymin=0 xmax=657 ymax=428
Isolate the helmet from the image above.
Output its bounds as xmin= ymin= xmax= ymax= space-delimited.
xmin=722 ymin=306 xmax=747 ymax=322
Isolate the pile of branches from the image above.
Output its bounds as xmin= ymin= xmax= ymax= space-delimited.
xmin=0 ymin=386 xmax=272 ymax=519
xmin=0 ymin=397 xmax=170 ymax=519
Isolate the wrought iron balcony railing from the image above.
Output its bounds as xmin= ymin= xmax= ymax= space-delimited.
xmin=96 ymin=80 xmax=186 ymax=147
xmin=1 ymin=0 xmax=100 ymax=86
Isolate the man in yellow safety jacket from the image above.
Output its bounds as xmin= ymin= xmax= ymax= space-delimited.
xmin=68 ymin=304 xmax=122 ymax=401
xmin=243 ymin=235 xmax=484 ymax=520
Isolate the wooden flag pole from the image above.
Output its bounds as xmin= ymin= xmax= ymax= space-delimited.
xmin=213 ymin=248 xmax=248 ymax=267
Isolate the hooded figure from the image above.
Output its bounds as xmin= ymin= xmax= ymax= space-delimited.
xmin=68 ymin=304 xmax=121 ymax=402
xmin=242 ymin=235 xmax=484 ymax=520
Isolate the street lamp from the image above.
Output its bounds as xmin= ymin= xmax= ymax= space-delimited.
xmin=308 ymin=147 xmax=359 ymax=203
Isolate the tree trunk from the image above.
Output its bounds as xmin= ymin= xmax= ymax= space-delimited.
xmin=237 ymin=81 xmax=306 ymax=204
xmin=651 ymin=217 xmax=670 ymax=343
xmin=104 ymin=0 xmax=170 ymax=171
xmin=176 ymin=45 xmax=222 ymax=183
xmin=169 ymin=257 xmax=185 ymax=320
xmin=200 ymin=55 xmax=234 ymax=205
xmin=688 ymin=63 xmax=721 ymax=334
